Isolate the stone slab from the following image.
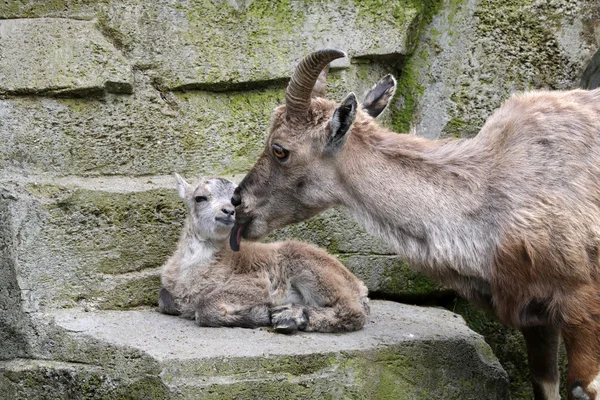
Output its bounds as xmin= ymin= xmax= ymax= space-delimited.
xmin=38 ymin=301 xmax=509 ymax=399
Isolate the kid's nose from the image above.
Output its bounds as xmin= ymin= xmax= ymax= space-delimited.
xmin=221 ymin=207 xmax=235 ymax=217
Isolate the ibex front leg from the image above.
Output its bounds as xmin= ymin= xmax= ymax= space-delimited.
xmin=521 ymin=326 xmax=561 ymax=400
xmin=558 ymin=288 xmax=600 ymax=400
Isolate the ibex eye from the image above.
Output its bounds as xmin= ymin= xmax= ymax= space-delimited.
xmin=272 ymin=144 xmax=289 ymax=161
xmin=195 ymin=196 xmax=207 ymax=203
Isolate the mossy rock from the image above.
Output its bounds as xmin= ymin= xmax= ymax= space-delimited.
xmin=0 ymin=63 xmax=398 ymax=177
xmin=1 ymin=181 xmax=183 ymax=311
xmin=0 ymin=359 xmax=169 ymax=400
xmin=99 ymin=0 xmax=421 ymax=89
xmin=390 ymin=0 xmax=598 ymax=139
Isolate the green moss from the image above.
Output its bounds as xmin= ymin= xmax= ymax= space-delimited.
xmin=0 ymin=360 xmax=169 ymax=400
xmin=95 ymin=13 xmax=128 ymax=52
xmin=27 ymin=184 xmax=183 ymax=308
xmin=391 ymin=56 xmax=425 ymax=133
xmin=474 ymin=0 xmax=569 ymax=88
xmin=167 ymin=353 xmax=337 ymax=379
xmin=390 ymin=0 xmax=444 ymax=133
xmin=444 ymin=0 xmax=575 ymax=138
xmin=162 ymin=342 xmax=504 ymax=399
xmin=443 ymin=117 xmax=468 ymax=138
xmin=0 ymin=0 xmax=104 ymax=19
xmin=175 ymin=87 xmax=282 ymax=176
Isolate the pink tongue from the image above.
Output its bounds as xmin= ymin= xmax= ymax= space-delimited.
xmin=230 ymin=224 xmax=243 ymax=252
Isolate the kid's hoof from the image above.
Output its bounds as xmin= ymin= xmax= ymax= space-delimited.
xmin=273 ymin=321 xmax=299 ymax=334
xmin=270 ymin=305 xmax=308 ymax=334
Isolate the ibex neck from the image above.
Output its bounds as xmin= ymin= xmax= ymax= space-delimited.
xmin=339 ymin=128 xmax=497 ymax=282
xmin=178 ymin=221 xmax=224 ymax=269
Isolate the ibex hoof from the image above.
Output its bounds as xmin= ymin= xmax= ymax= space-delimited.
xmin=572 ymin=385 xmax=591 ymax=400
xmin=270 ymin=305 xmax=308 ymax=334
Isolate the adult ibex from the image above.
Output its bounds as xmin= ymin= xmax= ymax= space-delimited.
xmin=230 ymin=49 xmax=600 ymax=400
xmin=158 ymin=174 xmax=369 ymax=333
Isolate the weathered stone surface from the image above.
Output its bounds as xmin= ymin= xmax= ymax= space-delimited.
xmin=0 ymin=359 xmax=169 ymax=400
xmin=392 ymin=0 xmax=600 ymax=138
xmin=0 ymin=190 xmax=34 ymax=361
xmin=0 ymin=18 xmax=132 ymax=96
xmin=0 ymin=1 xmax=105 ymax=20
xmin=100 ymin=0 xmax=420 ymax=90
xmin=4 ymin=301 xmax=504 ymax=400
xmin=269 ymin=208 xmax=393 ymax=255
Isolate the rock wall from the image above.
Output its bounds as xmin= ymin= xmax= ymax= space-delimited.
xmin=0 ymin=0 xmax=598 ymax=398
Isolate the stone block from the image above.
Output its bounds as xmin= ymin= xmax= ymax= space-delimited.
xmin=0 ymin=18 xmax=132 ymax=96
xmin=0 ymin=176 xmax=184 ymax=312
xmin=100 ymin=0 xmax=420 ymax=90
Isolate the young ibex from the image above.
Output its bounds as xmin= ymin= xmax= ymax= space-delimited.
xmin=230 ymin=49 xmax=600 ymax=400
xmin=158 ymin=173 xmax=369 ymax=333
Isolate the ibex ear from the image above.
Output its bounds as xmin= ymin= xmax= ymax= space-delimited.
xmin=327 ymin=92 xmax=357 ymax=153
xmin=361 ymin=74 xmax=396 ymax=118
xmin=311 ymin=66 xmax=329 ymax=98
xmin=174 ymin=173 xmax=191 ymax=200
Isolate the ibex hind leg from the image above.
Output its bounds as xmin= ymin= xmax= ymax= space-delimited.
xmin=304 ymin=303 xmax=367 ymax=333
xmin=521 ymin=326 xmax=561 ymax=400
xmin=195 ymin=292 xmax=271 ymax=328
xmin=271 ymin=302 xmax=367 ymax=334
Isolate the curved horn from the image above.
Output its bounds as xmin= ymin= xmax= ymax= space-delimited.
xmin=285 ymin=49 xmax=346 ymax=118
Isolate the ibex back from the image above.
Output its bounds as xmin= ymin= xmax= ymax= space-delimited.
xmin=230 ymin=49 xmax=600 ymax=400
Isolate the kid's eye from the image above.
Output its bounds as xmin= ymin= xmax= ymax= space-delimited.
xmin=272 ymin=144 xmax=289 ymax=161
xmin=195 ymin=196 xmax=207 ymax=203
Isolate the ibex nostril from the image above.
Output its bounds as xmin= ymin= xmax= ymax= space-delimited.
xmin=231 ymin=192 xmax=241 ymax=207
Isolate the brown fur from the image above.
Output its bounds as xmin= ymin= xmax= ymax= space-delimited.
xmin=158 ymin=174 xmax=369 ymax=333
xmin=231 ymin=53 xmax=600 ymax=399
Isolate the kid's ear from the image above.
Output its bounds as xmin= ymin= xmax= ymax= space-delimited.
xmin=174 ymin=173 xmax=191 ymax=200
xmin=327 ymin=92 xmax=357 ymax=154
